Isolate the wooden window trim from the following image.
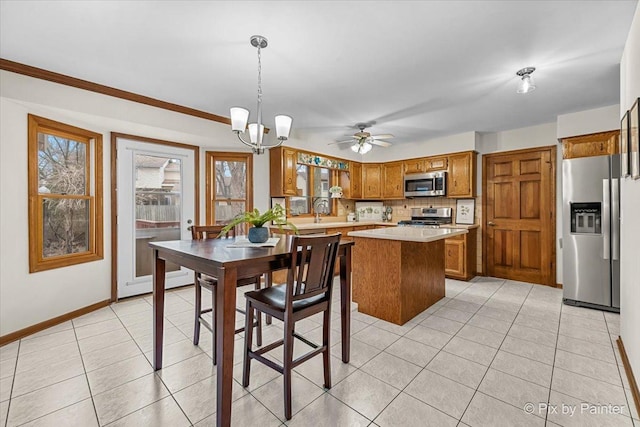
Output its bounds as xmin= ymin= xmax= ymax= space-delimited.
xmin=287 ymin=165 xmax=338 ymax=218
xmin=205 ymin=151 xmax=253 ymax=225
xmin=28 ymin=114 xmax=104 ymax=272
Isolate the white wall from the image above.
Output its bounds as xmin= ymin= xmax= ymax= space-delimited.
xmin=0 ymin=70 xmax=268 ymax=335
xmin=619 ymin=2 xmax=640 ymax=383
xmin=557 ymin=104 xmax=621 ymax=139
xmin=366 ymin=131 xmax=477 ymax=163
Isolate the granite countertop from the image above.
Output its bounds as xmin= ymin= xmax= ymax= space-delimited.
xmin=347 ymin=227 xmax=468 ymax=243
xmin=270 ymin=221 xmax=479 ymax=230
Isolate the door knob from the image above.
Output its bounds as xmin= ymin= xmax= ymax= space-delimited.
xmin=488 ymin=221 xmax=496 ymax=226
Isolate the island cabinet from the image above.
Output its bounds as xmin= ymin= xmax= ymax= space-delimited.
xmin=447 ymin=151 xmax=477 ymax=198
xmin=561 ymin=130 xmax=619 ymax=159
xmin=444 ymin=227 xmax=477 ymax=281
xmin=382 ymin=161 xmax=404 ymax=199
xmin=362 ymin=164 xmax=382 ymax=199
xmin=269 ymin=146 xmax=298 ymax=197
xmin=339 ymin=162 xmax=362 ymax=199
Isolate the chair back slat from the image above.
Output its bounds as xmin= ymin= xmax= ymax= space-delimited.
xmin=286 ymin=233 xmax=341 ymax=309
xmin=190 ymin=225 xmax=234 ymax=240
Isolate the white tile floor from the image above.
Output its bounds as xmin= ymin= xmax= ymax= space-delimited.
xmin=0 ymin=277 xmax=638 ymax=426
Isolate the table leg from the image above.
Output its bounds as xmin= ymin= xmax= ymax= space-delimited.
xmin=152 ymin=250 xmax=166 ymax=370
xmin=339 ymin=247 xmax=351 ymax=363
xmin=216 ymin=266 xmax=237 ymax=427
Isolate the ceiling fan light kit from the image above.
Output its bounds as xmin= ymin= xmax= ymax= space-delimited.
xmin=331 ymin=123 xmax=394 ymax=154
xmin=516 ymin=67 xmax=537 ymax=94
xmin=230 ymin=35 xmax=292 ymax=154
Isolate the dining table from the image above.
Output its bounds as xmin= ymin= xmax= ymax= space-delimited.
xmin=149 ymin=234 xmax=353 ymax=427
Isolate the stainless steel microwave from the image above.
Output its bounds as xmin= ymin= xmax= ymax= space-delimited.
xmin=404 ymin=171 xmax=447 ymax=197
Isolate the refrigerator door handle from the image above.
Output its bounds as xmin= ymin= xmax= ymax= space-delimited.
xmin=603 ymin=179 xmax=610 ymax=260
xmin=612 ymin=178 xmax=620 ymax=261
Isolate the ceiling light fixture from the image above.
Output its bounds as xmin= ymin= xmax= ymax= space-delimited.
xmin=351 ymin=141 xmax=372 ymax=154
xmin=230 ymin=35 xmax=292 ymax=155
xmin=516 ymin=67 xmax=537 ymax=94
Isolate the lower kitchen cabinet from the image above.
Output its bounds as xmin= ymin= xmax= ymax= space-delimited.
xmin=444 ymin=227 xmax=477 ymax=281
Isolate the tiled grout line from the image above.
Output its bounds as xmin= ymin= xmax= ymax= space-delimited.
xmin=449 ymin=280 xmax=540 ymax=424
xmin=543 ymin=292 xmax=563 ymax=425
xmin=71 ymin=312 xmax=102 ymax=426
xmin=3 ymin=340 xmax=20 ymax=427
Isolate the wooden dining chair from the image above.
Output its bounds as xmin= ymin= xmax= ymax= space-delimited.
xmin=190 ymin=225 xmax=262 ymax=364
xmin=241 ymin=233 xmax=341 ymax=420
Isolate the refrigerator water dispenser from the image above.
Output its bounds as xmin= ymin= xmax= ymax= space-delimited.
xmin=570 ymin=202 xmax=601 ymax=234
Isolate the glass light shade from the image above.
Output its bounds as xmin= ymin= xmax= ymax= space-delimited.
xmin=274 ymin=115 xmax=293 ymax=139
xmin=248 ymin=123 xmax=265 ymax=143
xmin=352 ymin=142 xmax=372 ymax=154
xmin=517 ymin=75 xmax=536 ymax=94
xmin=230 ymin=107 xmax=250 ymax=131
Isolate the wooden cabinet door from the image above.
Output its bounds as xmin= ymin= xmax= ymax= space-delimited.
xmin=484 ymin=147 xmax=555 ymax=286
xmin=403 ymin=158 xmax=426 ymax=174
xmin=362 ymin=164 xmax=381 ymax=199
xmin=561 ymin=130 xmax=619 ymax=159
xmin=448 ymin=152 xmax=475 ymax=197
xmin=350 ymin=162 xmax=362 ymax=199
xmin=425 ymin=156 xmax=448 ymax=171
xmin=445 ymin=239 xmax=465 ymax=277
xmin=382 ymin=161 xmax=404 ymax=198
xmin=282 ymin=148 xmax=298 ymax=196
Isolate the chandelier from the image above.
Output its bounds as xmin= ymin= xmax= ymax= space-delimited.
xmin=230 ymin=35 xmax=292 ymax=155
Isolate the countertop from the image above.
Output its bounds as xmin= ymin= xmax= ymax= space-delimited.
xmin=270 ymin=221 xmax=479 ymax=230
xmin=347 ymin=227 xmax=468 ymax=243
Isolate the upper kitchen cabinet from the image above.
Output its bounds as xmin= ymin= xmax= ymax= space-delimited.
xmin=403 ymin=155 xmax=448 ymax=174
xmin=362 ymin=163 xmax=382 ymax=199
xmin=447 ymin=151 xmax=477 ymax=198
xmin=561 ymin=130 xmax=619 ymax=159
xmin=269 ymin=146 xmax=298 ymax=196
xmin=425 ymin=156 xmax=448 ymax=171
xmin=382 ymin=161 xmax=404 ymax=198
xmin=339 ymin=162 xmax=362 ymax=199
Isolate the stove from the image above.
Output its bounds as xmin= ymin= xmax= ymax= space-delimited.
xmin=397 ymin=207 xmax=452 ymax=228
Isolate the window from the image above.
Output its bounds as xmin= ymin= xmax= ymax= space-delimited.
xmin=28 ymin=114 xmax=103 ymax=272
xmin=288 ymin=165 xmax=336 ymax=216
xmin=206 ymin=152 xmax=253 ymax=229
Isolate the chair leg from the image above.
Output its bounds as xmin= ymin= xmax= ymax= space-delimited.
xmin=212 ymin=284 xmax=217 ymax=365
xmin=242 ymin=299 xmax=254 ymax=388
xmin=254 ymin=279 xmax=262 ymax=347
xmin=322 ymin=308 xmax=332 ymax=389
xmin=283 ymin=318 xmax=295 ymax=420
xmin=193 ymin=277 xmax=201 ymax=345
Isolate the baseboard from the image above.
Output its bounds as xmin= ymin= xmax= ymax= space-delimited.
xmin=0 ymin=299 xmax=110 ymax=346
xmin=556 ymin=283 xmax=563 ymax=289
xmin=617 ymin=337 xmax=640 ymax=419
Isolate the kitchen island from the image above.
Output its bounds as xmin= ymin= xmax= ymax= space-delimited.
xmin=347 ymin=227 xmax=468 ymax=325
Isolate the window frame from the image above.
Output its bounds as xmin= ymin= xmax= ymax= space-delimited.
xmin=287 ymin=165 xmax=337 ymax=217
xmin=205 ymin=151 xmax=253 ymax=226
xmin=28 ymin=114 xmax=104 ymax=272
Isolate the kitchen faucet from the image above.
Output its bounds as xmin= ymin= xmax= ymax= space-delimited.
xmin=313 ymin=198 xmax=330 ymax=223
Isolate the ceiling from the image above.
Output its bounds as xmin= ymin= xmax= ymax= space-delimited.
xmin=1 ymin=1 xmax=637 ymax=147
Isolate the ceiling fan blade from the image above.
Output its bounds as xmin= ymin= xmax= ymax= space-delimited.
xmin=370 ymin=139 xmax=392 ymax=147
xmin=370 ymin=134 xmax=394 ymax=140
xmin=328 ymin=140 xmax=357 ymax=145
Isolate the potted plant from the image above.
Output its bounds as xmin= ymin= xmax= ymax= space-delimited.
xmin=220 ymin=204 xmax=298 ymax=243
xmin=329 ymin=185 xmax=343 ymax=198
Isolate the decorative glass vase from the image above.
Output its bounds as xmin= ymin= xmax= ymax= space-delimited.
xmin=248 ymin=226 xmax=269 ymax=243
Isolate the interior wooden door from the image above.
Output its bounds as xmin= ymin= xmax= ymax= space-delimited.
xmin=484 ymin=146 xmax=556 ymax=286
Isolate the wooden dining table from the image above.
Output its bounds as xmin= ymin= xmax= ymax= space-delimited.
xmin=149 ymin=235 xmax=353 ymax=427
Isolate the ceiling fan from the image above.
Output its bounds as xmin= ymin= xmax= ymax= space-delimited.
xmin=330 ymin=124 xmax=394 ymax=154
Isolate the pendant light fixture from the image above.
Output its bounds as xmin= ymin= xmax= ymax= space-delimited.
xmin=516 ymin=67 xmax=537 ymax=94
xmin=230 ymin=35 xmax=292 ymax=154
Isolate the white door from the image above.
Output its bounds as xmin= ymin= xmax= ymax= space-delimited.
xmin=116 ymin=138 xmax=196 ymax=298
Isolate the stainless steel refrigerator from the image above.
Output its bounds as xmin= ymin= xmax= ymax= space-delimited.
xmin=562 ymin=154 xmax=620 ymax=312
